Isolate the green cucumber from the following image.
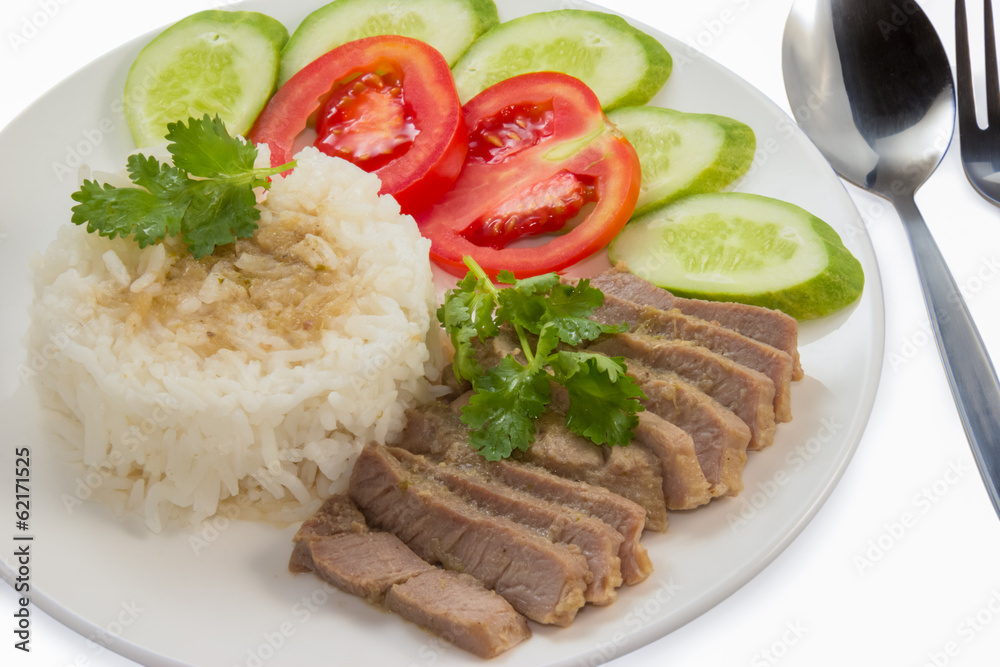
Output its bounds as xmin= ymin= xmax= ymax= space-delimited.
xmin=607 ymin=106 xmax=756 ymax=217
xmin=124 ymin=10 xmax=288 ymax=148
xmin=279 ymin=0 xmax=500 ymax=85
xmin=608 ymin=193 xmax=864 ymax=320
xmin=451 ymin=9 xmax=671 ymax=109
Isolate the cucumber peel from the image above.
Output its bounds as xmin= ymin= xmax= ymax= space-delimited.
xmin=124 ymin=10 xmax=288 ymax=148
xmin=279 ymin=0 xmax=500 ymax=85
xmin=607 ymin=106 xmax=756 ymax=217
xmin=452 ymin=9 xmax=672 ymax=109
xmin=609 ymin=193 xmax=864 ymax=320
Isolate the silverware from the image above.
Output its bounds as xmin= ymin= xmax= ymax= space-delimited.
xmin=782 ymin=0 xmax=1000 ymax=518
xmin=957 ymin=0 xmax=1000 ymax=205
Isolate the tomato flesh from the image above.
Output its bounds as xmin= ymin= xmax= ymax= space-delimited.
xmin=467 ymin=101 xmax=554 ymax=165
xmin=249 ymin=35 xmax=467 ymax=214
xmin=414 ymin=72 xmax=640 ymax=278
xmin=462 ymin=171 xmax=597 ymax=248
xmin=314 ymin=67 xmax=420 ymax=172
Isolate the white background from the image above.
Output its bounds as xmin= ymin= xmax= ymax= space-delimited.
xmin=3 ymin=1 xmax=1000 ymax=666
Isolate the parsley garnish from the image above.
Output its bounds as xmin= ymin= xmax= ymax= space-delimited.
xmin=438 ymin=257 xmax=646 ymax=461
xmin=70 ymin=115 xmax=293 ymax=259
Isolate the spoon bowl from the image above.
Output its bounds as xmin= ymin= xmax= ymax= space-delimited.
xmin=783 ymin=0 xmax=954 ymax=196
xmin=783 ymin=0 xmax=1000 ymax=518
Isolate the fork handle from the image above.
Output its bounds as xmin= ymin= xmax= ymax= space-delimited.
xmin=894 ymin=194 xmax=1000 ymax=518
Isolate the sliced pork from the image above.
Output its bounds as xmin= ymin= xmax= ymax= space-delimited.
xmin=395 ymin=400 xmax=469 ymax=458
xmin=397 ymin=403 xmax=653 ymax=585
xmin=446 ymin=333 xmax=711 ymax=511
xmin=288 ymin=494 xmax=369 ymax=573
xmin=589 ymin=267 xmax=802 ymax=380
xmin=306 ymin=531 xmax=433 ymax=601
xmin=593 ymin=292 xmax=794 ymax=422
xmin=444 ymin=334 xmax=670 ymax=529
xmin=385 ymin=569 xmax=531 ymax=658
xmin=521 ymin=410 xmax=668 ymax=531
xmin=631 ymin=411 xmax=712 ymax=510
xmin=390 ymin=446 xmax=624 ymax=605
xmin=487 ymin=459 xmax=653 ymax=585
xmin=590 ymin=333 xmax=776 ymax=451
xmin=349 ymin=442 xmax=591 ymax=626
xmin=625 ymin=360 xmax=750 ymax=498
xmin=527 ymin=400 xmax=708 ymax=514
xmin=291 ymin=495 xmax=530 ymax=658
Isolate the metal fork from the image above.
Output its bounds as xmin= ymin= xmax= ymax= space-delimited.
xmin=957 ymin=0 xmax=1000 ymax=204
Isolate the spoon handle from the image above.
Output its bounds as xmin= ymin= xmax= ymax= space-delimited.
xmin=894 ymin=195 xmax=1000 ymax=517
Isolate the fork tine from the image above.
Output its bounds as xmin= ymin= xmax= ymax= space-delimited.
xmin=957 ymin=0 xmax=979 ymax=133
xmin=986 ymin=0 xmax=1000 ymax=126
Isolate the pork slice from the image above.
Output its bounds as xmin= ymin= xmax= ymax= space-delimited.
xmin=591 ymin=333 xmax=776 ymax=451
xmin=289 ymin=494 xmax=369 ymax=573
xmin=594 ymin=293 xmax=794 ymax=423
xmin=385 ymin=569 xmax=531 ymax=658
xmin=397 ymin=404 xmax=653 ymax=585
xmin=589 ymin=268 xmax=802 ymax=380
xmin=522 ymin=410 xmax=604 ymax=474
xmin=442 ymin=336 xmax=671 ymax=531
xmin=349 ymin=443 xmax=590 ymax=626
xmin=631 ymin=410 xmax=714 ymax=509
xmin=391 ymin=447 xmax=624 ymax=605
xmin=521 ymin=411 xmax=668 ymax=532
xmin=429 ymin=379 xmax=669 ymax=533
xmin=487 ymin=460 xmax=653 ymax=586
xmin=395 ymin=399 xmax=466 ymax=457
xmin=293 ymin=495 xmax=368 ymax=541
xmin=545 ymin=381 xmax=710 ymax=511
xmin=625 ymin=360 xmax=750 ymax=497
xmin=440 ymin=383 xmax=668 ymax=532
xmin=292 ymin=495 xmax=529 ymax=658
xmin=289 ymin=542 xmax=315 ymax=575
xmin=305 ymin=531 xmax=433 ymax=602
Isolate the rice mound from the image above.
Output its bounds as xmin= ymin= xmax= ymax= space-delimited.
xmin=28 ymin=146 xmax=442 ymax=532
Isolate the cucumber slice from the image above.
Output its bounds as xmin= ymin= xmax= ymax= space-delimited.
xmin=608 ymin=193 xmax=864 ymax=320
xmin=279 ymin=0 xmax=500 ymax=85
xmin=124 ymin=11 xmax=288 ymax=148
xmin=607 ymin=106 xmax=756 ymax=217
xmin=452 ymin=10 xmax=671 ymax=109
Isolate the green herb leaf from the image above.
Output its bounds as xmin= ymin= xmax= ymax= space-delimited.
xmin=550 ymin=351 xmax=645 ymax=446
xmin=497 ymin=274 xmax=624 ymax=346
xmin=441 ymin=311 xmax=482 ymax=384
xmin=71 ymin=177 xmax=185 ymax=248
xmin=166 ymin=114 xmax=258 ymax=181
xmin=70 ymin=115 xmax=294 ymax=259
xmin=183 ymin=178 xmax=261 ymax=259
xmin=437 ymin=269 xmax=500 ymax=383
xmin=461 ymin=356 xmax=551 ymax=461
xmin=542 ymin=279 xmax=628 ymax=345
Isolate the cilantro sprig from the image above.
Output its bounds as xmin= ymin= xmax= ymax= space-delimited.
xmin=438 ymin=257 xmax=646 ymax=461
xmin=70 ymin=115 xmax=294 ymax=259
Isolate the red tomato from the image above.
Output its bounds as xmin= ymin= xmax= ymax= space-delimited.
xmin=248 ymin=35 xmax=467 ymax=214
xmin=413 ymin=72 xmax=640 ymax=278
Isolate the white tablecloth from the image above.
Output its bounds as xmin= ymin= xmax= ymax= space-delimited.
xmin=3 ymin=1 xmax=999 ymax=665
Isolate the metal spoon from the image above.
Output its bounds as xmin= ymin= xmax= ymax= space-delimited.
xmin=782 ymin=0 xmax=1000 ymax=518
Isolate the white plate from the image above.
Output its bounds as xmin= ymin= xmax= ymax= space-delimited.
xmin=0 ymin=1 xmax=884 ymax=665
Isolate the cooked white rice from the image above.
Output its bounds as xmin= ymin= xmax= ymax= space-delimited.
xmin=28 ymin=146 xmax=443 ymax=532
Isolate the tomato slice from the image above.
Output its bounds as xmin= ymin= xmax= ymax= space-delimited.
xmin=248 ymin=35 xmax=467 ymax=214
xmin=462 ymin=170 xmax=599 ymax=248
xmin=314 ymin=66 xmax=419 ymax=172
xmin=413 ymin=72 xmax=640 ymax=278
